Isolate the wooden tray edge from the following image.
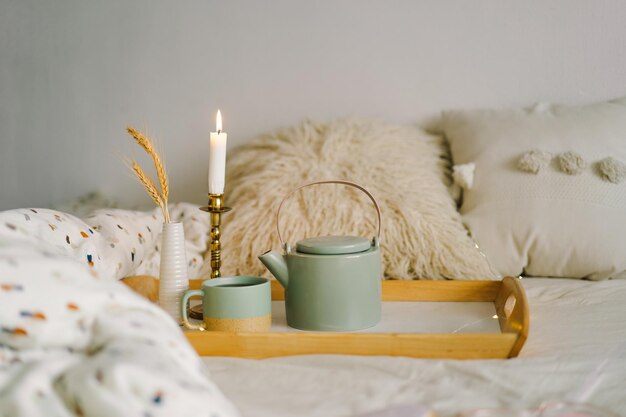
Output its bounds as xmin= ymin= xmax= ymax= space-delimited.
xmin=185 ymin=331 xmax=518 ymax=360
xmin=189 ymin=278 xmax=503 ymax=302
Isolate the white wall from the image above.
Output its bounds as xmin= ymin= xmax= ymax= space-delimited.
xmin=1 ymin=0 xmax=625 ymax=210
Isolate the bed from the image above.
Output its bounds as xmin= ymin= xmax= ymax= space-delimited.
xmin=2 ymin=97 xmax=625 ymax=417
xmin=2 ymin=203 xmax=623 ymax=417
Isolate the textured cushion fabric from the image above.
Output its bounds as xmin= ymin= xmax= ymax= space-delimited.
xmin=0 ymin=203 xmax=209 ymax=281
xmin=441 ymin=97 xmax=626 ymax=279
xmin=216 ymin=118 xmax=493 ymax=280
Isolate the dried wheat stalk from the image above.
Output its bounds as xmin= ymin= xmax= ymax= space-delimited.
xmin=130 ymin=161 xmax=165 ymax=212
xmin=126 ymin=127 xmax=171 ymax=222
xmin=127 ymin=127 xmax=169 ymax=199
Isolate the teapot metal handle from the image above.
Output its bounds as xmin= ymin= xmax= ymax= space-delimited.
xmin=276 ymin=180 xmax=382 ymax=249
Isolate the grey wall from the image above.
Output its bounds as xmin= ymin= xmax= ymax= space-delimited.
xmin=1 ymin=1 xmax=626 ymax=210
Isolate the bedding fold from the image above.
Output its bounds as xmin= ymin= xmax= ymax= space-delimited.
xmin=0 ymin=206 xmax=239 ymax=417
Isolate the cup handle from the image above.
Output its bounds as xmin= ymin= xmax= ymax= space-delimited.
xmin=181 ymin=289 xmax=206 ymax=331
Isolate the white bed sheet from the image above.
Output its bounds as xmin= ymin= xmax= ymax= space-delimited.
xmin=201 ymin=278 xmax=626 ymax=417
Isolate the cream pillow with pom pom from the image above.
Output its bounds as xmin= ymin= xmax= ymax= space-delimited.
xmin=211 ymin=118 xmax=493 ymax=280
xmin=442 ymin=97 xmax=626 ymax=279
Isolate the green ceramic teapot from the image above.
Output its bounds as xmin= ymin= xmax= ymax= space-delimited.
xmin=258 ymin=180 xmax=382 ymax=331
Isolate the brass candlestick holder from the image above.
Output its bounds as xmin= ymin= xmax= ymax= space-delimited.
xmin=200 ymin=194 xmax=232 ymax=278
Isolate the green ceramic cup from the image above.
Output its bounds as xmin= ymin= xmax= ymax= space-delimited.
xmin=181 ymin=276 xmax=271 ymax=332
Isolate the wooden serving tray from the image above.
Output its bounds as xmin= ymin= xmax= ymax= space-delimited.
xmin=184 ymin=276 xmax=529 ymax=360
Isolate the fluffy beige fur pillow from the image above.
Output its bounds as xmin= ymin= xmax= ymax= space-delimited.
xmin=217 ymin=118 xmax=493 ymax=280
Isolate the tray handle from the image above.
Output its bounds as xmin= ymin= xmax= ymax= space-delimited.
xmin=495 ymin=276 xmax=529 ymax=358
xmin=276 ymin=180 xmax=382 ymax=249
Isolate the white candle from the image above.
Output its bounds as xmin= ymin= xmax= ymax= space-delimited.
xmin=208 ymin=109 xmax=227 ymax=194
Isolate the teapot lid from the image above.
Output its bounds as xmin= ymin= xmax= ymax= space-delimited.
xmin=295 ymin=235 xmax=371 ymax=255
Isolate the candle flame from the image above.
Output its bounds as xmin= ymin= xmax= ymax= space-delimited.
xmin=216 ymin=109 xmax=222 ymax=133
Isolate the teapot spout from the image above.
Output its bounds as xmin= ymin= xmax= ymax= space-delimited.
xmin=258 ymin=250 xmax=289 ymax=288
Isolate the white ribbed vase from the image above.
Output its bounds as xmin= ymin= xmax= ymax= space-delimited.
xmin=159 ymin=222 xmax=189 ymax=323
